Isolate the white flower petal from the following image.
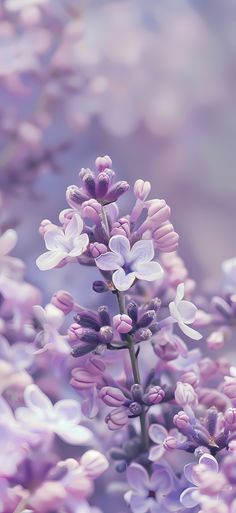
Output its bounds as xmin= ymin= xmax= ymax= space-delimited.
xmin=130 ymin=239 xmax=154 ymax=264
xmin=69 ymin=233 xmax=89 ymax=257
xmin=178 ymin=300 xmax=197 ymax=324
xmin=127 ymin=463 xmax=149 ymax=492
xmin=149 ymin=424 xmax=168 ymax=444
xmin=180 ymin=487 xmax=199 ymax=508
xmin=54 ymin=400 xmax=81 ymax=423
xmin=149 ymin=445 xmax=165 ymax=462
xmin=24 ymin=384 xmax=52 ymax=412
xmin=0 ymin=229 xmax=17 ymax=257
xmin=179 ymin=322 xmax=202 ymax=341
xmin=65 ymin=214 xmax=83 ymax=239
xmin=134 ymin=261 xmax=164 ymax=282
xmin=112 ymin=268 xmax=136 ymax=291
xmin=130 ymin=495 xmax=149 ymax=513
xmin=96 ymin=253 xmax=122 ymax=271
xmin=199 ymin=454 xmax=218 ymax=472
xmin=175 ymin=283 xmax=185 ymax=305
xmin=36 ymin=250 xmax=67 ymax=271
xmin=109 ymin=235 xmax=130 ymax=262
xmin=44 ymin=229 xmax=64 ymax=251
xmin=45 ymin=303 xmax=64 ymax=328
xmin=55 ymin=423 xmax=92 ymax=444
xmin=169 ymin=301 xmax=181 ymax=323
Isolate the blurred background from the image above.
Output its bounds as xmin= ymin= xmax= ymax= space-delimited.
xmin=1 ymin=0 xmax=236 ymax=303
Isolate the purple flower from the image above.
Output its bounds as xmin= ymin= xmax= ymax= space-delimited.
xmin=15 ymin=384 xmax=92 ymax=444
xmin=33 ymin=303 xmax=70 ymax=354
xmin=0 ymin=337 xmax=34 ymax=371
xmin=125 ymin=463 xmax=173 ymax=513
xmin=180 ymin=454 xmax=219 ymax=508
xmin=36 ymin=214 xmax=89 ymax=271
xmin=169 ymin=283 xmax=202 ymax=340
xmin=96 ymin=235 xmax=163 ymax=291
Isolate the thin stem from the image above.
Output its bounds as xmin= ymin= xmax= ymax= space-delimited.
xmin=116 ymin=290 xmax=149 ymax=452
xmin=101 ymin=204 xmax=110 ymax=235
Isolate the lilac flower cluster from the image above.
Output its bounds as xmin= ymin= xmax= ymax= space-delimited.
xmin=2 ymin=155 xmax=236 ymax=513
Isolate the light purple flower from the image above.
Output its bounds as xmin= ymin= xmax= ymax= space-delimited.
xmin=15 ymin=384 xmax=92 ymax=444
xmin=0 ymin=337 xmax=34 ymax=371
xmin=96 ymin=235 xmax=163 ymax=291
xmin=33 ymin=303 xmax=70 ymax=354
xmin=125 ymin=462 xmax=173 ymax=513
xmin=169 ymin=283 xmax=202 ymax=340
xmin=149 ymin=424 xmax=186 ymax=463
xmin=221 ymin=257 xmax=236 ymax=294
xmin=36 ymin=214 xmax=89 ymax=271
xmin=180 ymin=454 xmax=218 ymax=508
xmin=0 ymin=229 xmax=24 ymax=280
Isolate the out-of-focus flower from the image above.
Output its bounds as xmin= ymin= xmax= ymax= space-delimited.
xmin=169 ymin=283 xmax=202 ymax=340
xmin=221 ymin=258 xmax=236 ymax=294
xmin=36 ymin=214 xmax=89 ymax=271
xmin=96 ymin=235 xmax=163 ymax=291
xmin=15 ymin=384 xmax=92 ymax=444
xmin=33 ymin=303 xmax=70 ymax=354
xmin=180 ymin=454 xmax=220 ymax=508
xmin=0 ymin=337 xmax=34 ymax=371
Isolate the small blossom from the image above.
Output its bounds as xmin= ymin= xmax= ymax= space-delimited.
xmin=175 ymin=382 xmax=198 ymax=407
xmin=125 ymin=463 xmax=173 ymax=513
xmin=36 ymin=214 xmax=89 ymax=271
xmin=96 ymin=235 xmax=163 ymax=291
xmin=113 ymin=314 xmax=133 ymax=334
xmin=180 ymin=454 xmax=219 ymax=509
xmin=15 ymin=384 xmax=92 ymax=444
xmin=169 ymin=283 xmax=202 ymax=340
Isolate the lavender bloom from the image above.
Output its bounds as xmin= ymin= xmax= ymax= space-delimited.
xmin=15 ymin=384 xmax=92 ymax=444
xmin=125 ymin=463 xmax=173 ymax=513
xmin=180 ymin=454 xmax=219 ymax=508
xmin=36 ymin=214 xmax=89 ymax=271
xmin=169 ymin=283 xmax=202 ymax=340
xmin=96 ymin=235 xmax=163 ymax=291
xmin=33 ymin=303 xmax=70 ymax=354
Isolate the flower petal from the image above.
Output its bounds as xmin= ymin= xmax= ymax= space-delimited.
xmin=65 ymin=213 xmax=83 ymax=238
xmin=149 ymin=424 xmax=168 ymax=444
xmin=127 ymin=463 xmax=149 ymax=492
xmin=36 ymin=250 xmax=67 ymax=271
xmin=109 ymin=235 xmax=130 ymax=262
xmin=184 ymin=463 xmax=198 ymax=485
xmin=178 ymin=301 xmax=197 ymax=324
xmin=0 ymin=229 xmax=17 ymax=257
xmin=150 ymin=467 xmax=173 ymax=494
xmin=54 ymin=400 xmax=81 ymax=423
xmin=45 ymin=304 xmax=64 ymax=328
xmin=169 ymin=301 xmax=181 ymax=323
xmin=180 ymin=487 xmax=199 ymax=508
xmin=44 ymin=229 xmax=64 ymax=251
xmin=130 ymin=239 xmax=154 ymax=264
xmin=55 ymin=423 xmax=92 ymax=444
xmin=130 ymin=494 xmax=149 ymax=513
xmin=112 ymin=268 xmax=136 ymax=291
xmin=96 ymin=252 xmax=122 ymax=271
xmin=69 ymin=233 xmax=89 ymax=257
xmin=175 ymin=283 xmax=185 ymax=305
xmin=134 ymin=261 xmax=164 ymax=281
xmin=149 ymin=445 xmax=165 ymax=462
xmin=24 ymin=384 xmax=52 ymax=412
xmin=199 ymin=454 xmax=218 ymax=472
xmin=179 ymin=322 xmax=202 ymax=341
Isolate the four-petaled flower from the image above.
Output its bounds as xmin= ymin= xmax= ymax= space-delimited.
xmin=180 ymin=454 xmax=219 ymax=508
xmin=33 ymin=303 xmax=70 ymax=354
xmin=36 ymin=214 xmax=89 ymax=271
xmin=169 ymin=283 xmax=202 ymax=340
xmin=95 ymin=235 xmax=163 ymax=291
xmin=15 ymin=384 xmax=92 ymax=444
xmin=125 ymin=462 xmax=173 ymax=513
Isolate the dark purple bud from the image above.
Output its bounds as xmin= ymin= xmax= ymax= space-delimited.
xmin=99 ymin=326 xmax=113 ymax=343
xmin=129 ymin=402 xmax=142 ymax=416
xmin=127 ymin=301 xmax=138 ymax=323
xmin=149 ymin=322 xmax=160 ymax=335
xmin=105 ymin=181 xmax=130 ymax=202
xmin=71 ymin=340 xmax=97 ymax=357
xmin=92 ymin=281 xmax=109 ymax=293
xmin=206 ymin=407 xmax=218 ymax=436
xmin=96 ymin=172 xmax=110 ymax=198
xmin=78 ymin=328 xmax=101 ymax=344
xmin=82 ymin=171 xmax=96 ymax=197
xmin=98 ymin=306 xmax=111 ymax=326
xmin=134 ymin=328 xmax=152 ymax=343
xmin=110 ymin=448 xmax=126 ymax=460
xmin=74 ymin=312 xmax=100 ymax=331
xmin=116 ymin=462 xmax=127 ymax=473
xmin=131 ymin=384 xmax=143 ymax=402
xmin=148 ymin=297 xmax=161 ymax=312
xmin=136 ymin=310 xmax=156 ymax=329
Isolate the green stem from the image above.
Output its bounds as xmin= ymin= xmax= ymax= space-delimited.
xmin=116 ymin=290 xmax=149 ymax=452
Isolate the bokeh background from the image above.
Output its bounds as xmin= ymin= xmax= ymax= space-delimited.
xmin=1 ymin=0 xmax=236 ymax=304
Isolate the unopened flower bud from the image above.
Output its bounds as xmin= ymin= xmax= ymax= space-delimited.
xmin=105 ymin=407 xmax=128 ymax=430
xmin=153 ymin=223 xmax=179 ymax=252
xmin=92 ymin=280 xmax=109 ymax=293
xmin=127 ymin=301 xmax=138 ymax=322
xmin=148 ymin=297 xmax=161 ymax=312
xmin=95 ymin=155 xmax=112 ymax=171
xmin=207 ymin=329 xmax=230 ymax=350
xmin=113 ymin=314 xmax=132 ymax=334
xmin=70 ymin=369 xmax=97 ymax=390
xmin=80 ymin=450 xmax=109 ymax=479
xmin=99 ymin=326 xmax=113 ymax=343
xmin=175 ymin=382 xmax=197 ymax=407
xmin=105 ymin=181 xmax=129 ymax=202
xmin=66 ymin=185 xmax=88 ymax=208
xmin=134 ymin=179 xmax=151 ymax=201
xmin=136 ymin=310 xmax=156 ymax=329
xmin=148 ymin=199 xmax=170 ymax=227
xmin=90 ymin=243 xmax=107 ymax=258
xmin=225 ymin=407 xmax=236 ymax=426
xmin=51 ymin=290 xmax=74 ymax=314
xmin=71 ymin=340 xmax=97 ymax=357
xmin=98 ymin=306 xmax=111 ymax=326
xmin=222 ymin=377 xmax=236 ymax=401
xmin=96 ymin=172 xmax=110 ymax=201
xmin=144 ymin=386 xmax=165 ymax=405
xmin=134 ymin=328 xmax=152 ymax=343
xmin=82 ymin=170 xmax=96 ymax=197
xmin=111 ymin=218 xmax=130 ymax=238
xmin=173 ymin=411 xmax=190 ymax=430
xmin=129 ymin=402 xmax=142 ymax=416
xmin=82 ymin=199 xmax=102 ymax=222
xmin=179 ymin=371 xmax=199 ymax=389
xmin=154 ymin=341 xmax=179 ymax=361
xmin=99 ymin=387 xmax=126 ymax=407
xmin=131 ymin=384 xmax=143 ymax=402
